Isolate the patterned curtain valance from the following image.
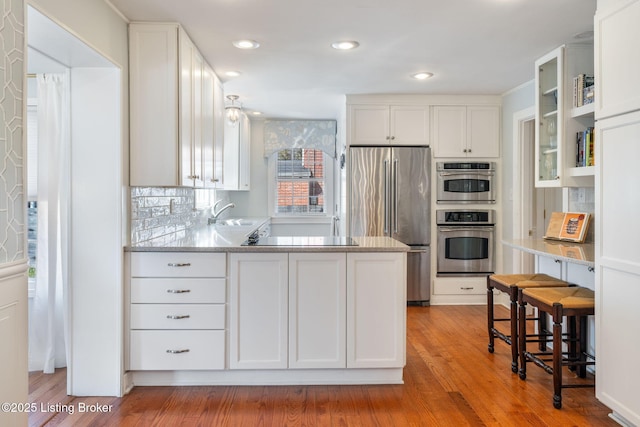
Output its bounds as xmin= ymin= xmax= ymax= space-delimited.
xmin=264 ymin=120 xmax=337 ymax=158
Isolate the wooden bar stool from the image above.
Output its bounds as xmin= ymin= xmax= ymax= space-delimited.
xmin=518 ymin=286 xmax=595 ymax=409
xmin=487 ymin=274 xmax=569 ymax=373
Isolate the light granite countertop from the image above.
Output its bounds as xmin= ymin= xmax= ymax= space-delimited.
xmin=126 ymin=218 xmax=409 ymax=253
xmin=502 ymin=238 xmax=594 ymax=267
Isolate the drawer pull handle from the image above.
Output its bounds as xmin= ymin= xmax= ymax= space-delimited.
xmin=460 ymin=287 xmax=474 ymax=290
xmin=166 ymin=349 xmax=190 ymax=354
xmin=166 ymin=315 xmax=190 ymax=320
xmin=167 ymin=289 xmax=191 ymax=294
xmin=168 ymin=263 xmax=191 ymax=267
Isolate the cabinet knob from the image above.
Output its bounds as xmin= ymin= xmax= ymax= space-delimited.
xmin=463 ymin=149 xmax=468 ymax=153
xmin=468 ymin=149 xmax=471 ymax=153
xmin=386 ymin=136 xmax=390 ymax=140
xmin=390 ymin=136 xmax=395 ymax=140
xmin=210 ymin=178 xmax=219 ymax=183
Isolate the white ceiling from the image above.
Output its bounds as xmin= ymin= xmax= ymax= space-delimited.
xmin=109 ymin=0 xmax=596 ymax=120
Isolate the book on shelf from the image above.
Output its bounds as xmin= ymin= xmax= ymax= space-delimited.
xmin=576 ymin=131 xmax=585 ymax=167
xmin=576 ymin=127 xmax=595 ymax=167
xmin=573 ymin=74 xmax=595 ymax=107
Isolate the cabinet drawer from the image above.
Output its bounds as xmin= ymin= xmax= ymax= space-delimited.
xmin=130 ymin=330 xmax=225 ymax=370
xmin=433 ymin=279 xmax=484 ymax=295
xmin=131 ymin=252 xmax=226 ymax=277
xmin=131 ymin=304 xmax=225 ymax=329
xmin=131 ymin=278 xmax=226 ymax=303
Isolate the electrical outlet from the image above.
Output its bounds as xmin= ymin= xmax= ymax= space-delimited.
xmin=577 ymin=188 xmax=586 ymax=203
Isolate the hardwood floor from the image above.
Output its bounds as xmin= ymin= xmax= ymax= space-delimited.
xmin=29 ymin=305 xmax=617 ymax=426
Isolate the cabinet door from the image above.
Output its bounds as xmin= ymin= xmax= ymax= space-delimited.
xmin=192 ymin=49 xmax=204 ymax=188
xmin=202 ymin=63 xmax=215 ymax=188
xmin=223 ymin=114 xmax=240 ymax=190
xmin=179 ymin=29 xmax=195 ymax=187
xmin=536 ymin=255 xmax=563 ymax=280
xmin=595 ymin=0 xmax=640 ymax=119
xmin=595 ymin=112 xmax=640 ymax=425
xmin=129 ymin=23 xmax=179 ymax=186
xmin=239 ymin=113 xmax=251 ymax=190
xmin=467 ymin=105 xmax=500 ymax=158
xmin=212 ymin=73 xmax=225 ymax=187
xmin=289 ymin=253 xmax=346 ymax=369
xmin=229 ymin=253 xmax=288 ymax=369
xmin=389 ymin=106 xmax=429 ymax=146
xmin=432 ymin=105 xmax=466 ymax=157
xmin=346 ymin=252 xmax=406 ymax=368
xmin=349 ymin=105 xmax=390 ymax=145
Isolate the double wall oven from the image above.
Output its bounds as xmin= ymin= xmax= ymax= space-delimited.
xmin=436 ymin=209 xmax=495 ymax=276
xmin=436 ymin=162 xmax=495 ymax=204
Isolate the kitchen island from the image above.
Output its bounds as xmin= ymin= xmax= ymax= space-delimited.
xmin=124 ymin=220 xmax=409 ymax=390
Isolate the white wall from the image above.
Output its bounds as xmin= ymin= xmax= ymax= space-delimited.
xmin=500 ymin=81 xmax=535 ymax=274
xmin=27 ymin=0 xmax=129 ymax=396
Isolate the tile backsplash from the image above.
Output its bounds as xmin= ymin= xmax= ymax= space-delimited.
xmin=567 ymin=187 xmax=595 ymax=242
xmin=130 ymin=187 xmax=215 ymax=245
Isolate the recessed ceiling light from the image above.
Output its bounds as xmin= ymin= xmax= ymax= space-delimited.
xmin=232 ymin=39 xmax=260 ymax=49
xmin=331 ymin=41 xmax=359 ymax=50
xmin=411 ymin=72 xmax=434 ymax=80
xmin=225 ymin=71 xmax=242 ymax=77
xmin=251 ymin=111 xmax=262 ymax=116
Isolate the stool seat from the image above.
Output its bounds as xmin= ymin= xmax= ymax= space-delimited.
xmin=519 ymin=286 xmax=595 ymax=409
xmin=523 ymin=287 xmax=594 ymax=309
xmin=490 ymin=273 xmax=567 ymax=289
xmin=487 ymin=274 xmax=570 ymax=373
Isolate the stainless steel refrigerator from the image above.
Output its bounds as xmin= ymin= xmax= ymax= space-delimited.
xmin=349 ymin=146 xmax=431 ymax=305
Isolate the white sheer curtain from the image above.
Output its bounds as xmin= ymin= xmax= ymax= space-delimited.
xmin=30 ymin=73 xmax=70 ymax=373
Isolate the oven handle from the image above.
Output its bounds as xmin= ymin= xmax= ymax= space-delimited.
xmin=438 ymin=171 xmax=494 ymax=177
xmin=438 ymin=226 xmax=495 ymax=232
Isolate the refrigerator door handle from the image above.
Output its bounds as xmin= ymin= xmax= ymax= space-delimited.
xmin=383 ymin=159 xmax=390 ymax=235
xmin=393 ymin=158 xmax=399 ymax=234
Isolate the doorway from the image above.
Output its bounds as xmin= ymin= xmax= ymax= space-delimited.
xmin=511 ymin=108 xmax=562 ymax=274
xmin=26 ymin=5 xmax=123 ymax=396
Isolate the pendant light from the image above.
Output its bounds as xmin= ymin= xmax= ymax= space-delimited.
xmin=225 ymin=95 xmax=241 ymax=126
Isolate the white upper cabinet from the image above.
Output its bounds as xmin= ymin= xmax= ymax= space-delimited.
xmin=349 ymin=105 xmax=429 ymax=146
xmin=212 ymin=72 xmax=225 ymax=188
xmin=431 ymin=105 xmax=500 ymax=158
xmin=534 ymin=44 xmax=594 ymax=188
xmin=201 ymin=63 xmax=215 ymax=188
xmin=595 ymin=0 xmax=640 ymax=119
xmin=223 ymin=111 xmax=251 ymax=191
xmin=129 ymin=23 xmax=222 ymax=187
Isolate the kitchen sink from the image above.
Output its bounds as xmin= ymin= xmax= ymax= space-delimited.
xmin=215 ymin=218 xmax=257 ymax=227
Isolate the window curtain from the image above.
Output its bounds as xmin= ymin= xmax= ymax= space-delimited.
xmin=263 ymin=120 xmax=337 ymax=158
xmin=30 ymin=73 xmax=70 ymax=373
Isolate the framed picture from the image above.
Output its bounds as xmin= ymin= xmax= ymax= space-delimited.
xmin=544 ymin=212 xmax=591 ymax=243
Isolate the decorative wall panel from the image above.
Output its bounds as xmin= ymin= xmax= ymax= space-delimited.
xmin=0 ymin=0 xmax=25 ymax=264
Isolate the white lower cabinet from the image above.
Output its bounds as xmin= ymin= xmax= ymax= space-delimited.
xmin=229 ymin=251 xmax=406 ymax=370
xmin=229 ymin=252 xmax=289 ymax=369
xmin=289 ymin=253 xmax=346 ymax=369
xmin=128 ymin=252 xmax=227 ymax=371
xmin=347 ymin=252 xmax=406 ymax=368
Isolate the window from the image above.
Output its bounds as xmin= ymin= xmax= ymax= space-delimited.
xmin=270 ymin=148 xmax=333 ymax=216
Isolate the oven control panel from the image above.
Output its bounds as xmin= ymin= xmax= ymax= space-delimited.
xmin=436 ymin=209 xmax=495 ymax=225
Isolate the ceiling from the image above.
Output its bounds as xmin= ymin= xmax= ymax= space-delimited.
xmin=109 ymin=0 xmax=596 ymax=120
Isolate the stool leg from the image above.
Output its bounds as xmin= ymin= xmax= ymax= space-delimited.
xmin=518 ymin=290 xmax=527 ymax=380
xmin=538 ymin=308 xmax=548 ymax=352
xmin=510 ymin=287 xmax=519 ymax=373
xmin=578 ymin=315 xmax=588 ymax=378
xmin=568 ymin=315 xmax=577 ymax=372
xmin=487 ymin=277 xmax=495 ymax=353
xmin=553 ymin=304 xmax=563 ymax=409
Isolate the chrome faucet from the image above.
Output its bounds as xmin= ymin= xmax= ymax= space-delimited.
xmin=208 ymin=200 xmax=235 ymax=224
